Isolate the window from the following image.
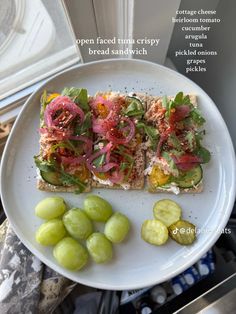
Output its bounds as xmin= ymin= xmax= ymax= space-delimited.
xmin=0 ymin=0 xmax=80 ymax=102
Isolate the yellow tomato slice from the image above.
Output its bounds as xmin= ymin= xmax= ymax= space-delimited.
xmin=74 ymin=164 xmax=90 ymax=182
xmin=135 ymin=133 xmax=142 ymax=145
xmin=149 ymin=165 xmax=170 ymax=187
xmin=93 ymin=172 xmax=109 ymax=180
xmin=46 ymin=93 xmax=60 ymax=103
xmin=97 ymin=103 xmax=109 ymax=118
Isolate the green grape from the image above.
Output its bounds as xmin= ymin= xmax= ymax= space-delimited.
xmin=86 ymin=232 xmax=113 ymax=263
xmin=35 ymin=197 xmax=66 ymax=220
xmin=63 ymin=208 xmax=93 ymax=240
xmin=84 ymin=195 xmax=113 ymax=222
xmin=35 ymin=219 xmax=66 ymax=246
xmin=53 ymin=237 xmax=88 ymax=270
xmin=104 ymin=212 xmax=130 ymax=243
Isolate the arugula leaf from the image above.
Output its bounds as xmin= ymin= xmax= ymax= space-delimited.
xmin=93 ymin=153 xmax=106 ymax=168
xmin=50 ymin=141 xmax=83 ymax=157
xmin=185 ymin=131 xmax=195 ymax=151
xmin=144 ymin=125 xmax=159 ymax=145
xmin=136 ymin=122 xmax=159 ymax=149
xmin=125 ymin=161 xmax=134 ymax=180
xmin=120 ymin=162 xmax=129 ymax=172
xmin=168 ymin=149 xmax=183 ymax=157
xmin=124 ymin=97 xmax=145 ymax=118
xmin=50 ymin=142 xmax=71 ymax=153
xmin=183 ymin=95 xmax=191 ymax=105
xmin=168 ymin=133 xmax=182 ymax=151
xmin=162 ymin=151 xmax=179 ymax=176
xmin=114 ymin=148 xmax=134 ymax=163
xmin=165 ymin=100 xmax=175 ymax=118
xmin=113 ymin=147 xmax=134 ymax=180
xmin=75 ymin=111 xmax=92 ymax=136
xmin=162 ymin=95 xmax=168 ymax=109
xmin=195 ymin=131 xmax=205 ymax=145
xmin=59 ymin=170 xmax=86 ymax=192
xmin=173 ymin=92 xmax=191 ymax=105
xmin=190 ymin=108 xmax=206 ymax=126
xmin=194 ymin=146 xmax=211 ymax=163
xmin=165 ymin=92 xmax=193 ymax=119
xmin=62 ymin=87 xmax=89 ymax=111
xmin=34 ymin=156 xmax=55 ymax=172
xmin=191 ymin=130 xmax=210 ymax=163
xmin=174 ymin=92 xmax=184 ymax=104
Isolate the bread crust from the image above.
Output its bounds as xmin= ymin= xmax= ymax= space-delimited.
xmin=37 ymin=179 xmax=91 ymax=192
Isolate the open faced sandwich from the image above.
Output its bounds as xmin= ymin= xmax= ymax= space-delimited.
xmin=34 ymin=89 xmax=210 ymax=194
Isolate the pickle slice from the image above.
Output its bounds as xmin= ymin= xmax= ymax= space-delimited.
xmin=141 ymin=219 xmax=168 ymax=246
xmin=168 ymin=220 xmax=196 ymax=245
xmin=153 ymin=199 xmax=182 ymax=227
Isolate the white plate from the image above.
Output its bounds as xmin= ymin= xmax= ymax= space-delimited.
xmin=1 ymin=59 xmax=235 ymax=290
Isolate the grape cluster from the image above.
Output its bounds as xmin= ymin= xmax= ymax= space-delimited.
xmin=35 ymin=195 xmax=130 ymax=271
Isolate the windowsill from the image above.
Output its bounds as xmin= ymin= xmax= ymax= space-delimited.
xmin=0 ymin=61 xmax=81 ymax=124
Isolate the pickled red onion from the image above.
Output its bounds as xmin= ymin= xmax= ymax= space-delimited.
xmin=44 ymin=96 xmax=84 ymax=127
xmin=89 ymin=95 xmax=114 ymax=110
xmin=69 ymin=135 xmax=93 ymax=157
xmin=86 ymin=142 xmax=113 ymax=165
xmin=61 ymin=155 xmax=85 ymax=165
xmin=87 ymin=162 xmax=118 ymax=173
xmin=106 ymin=117 xmax=135 ymax=144
xmin=109 ymin=170 xmax=124 ymax=184
xmin=172 ymin=154 xmax=202 ymax=170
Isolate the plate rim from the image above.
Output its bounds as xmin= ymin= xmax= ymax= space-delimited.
xmin=1 ymin=58 xmax=236 ymax=290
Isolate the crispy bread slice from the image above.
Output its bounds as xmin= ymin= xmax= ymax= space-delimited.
xmin=36 ymin=92 xmax=92 ymax=193
xmin=91 ymin=92 xmax=146 ymax=190
xmin=144 ymin=94 xmax=203 ymax=194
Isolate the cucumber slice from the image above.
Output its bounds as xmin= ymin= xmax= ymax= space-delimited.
xmin=153 ymin=199 xmax=182 ymax=227
xmin=124 ymin=96 xmax=145 ymax=117
xmin=169 ymin=220 xmax=196 ymax=245
xmin=40 ymin=171 xmax=63 ymax=186
xmin=141 ymin=219 xmax=168 ymax=246
xmin=175 ymin=166 xmax=202 ymax=188
xmin=126 ymin=96 xmax=143 ymax=107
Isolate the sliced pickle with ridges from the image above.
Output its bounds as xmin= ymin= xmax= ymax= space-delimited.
xmin=141 ymin=219 xmax=168 ymax=246
xmin=153 ymin=199 xmax=182 ymax=227
xmin=168 ymin=220 xmax=196 ymax=245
